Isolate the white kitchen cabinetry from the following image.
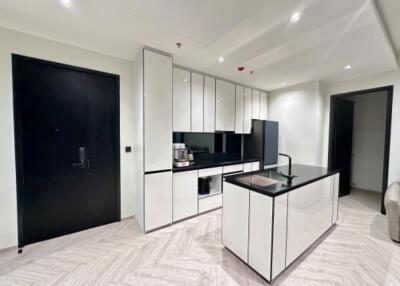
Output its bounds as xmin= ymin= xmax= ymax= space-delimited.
xmin=216 ymin=79 xmax=235 ymax=131
xmin=249 ymin=191 xmax=273 ymax=279
xmin=144 ymin=50 xmax=173 ymax=172
xmin=252 ymin=89 xmax=260 ymax=119
xmin=191 ymin=72 xmax=204 ymax=132
xmin=173 ymin=171 xmax=198 ymax=222
xmin=251 ymin=161 xmax=260 ymax=171
xmin=260 ymin=91 xmax=268 ymax=120
xmin=244 ymin=87 xmax=252 ymax=133
xmin=173 ymin=67 xmax=191 ymax=132
xmin=272 ymin=193 xmax=288 ymax=279
xmin=333 ymin=173 xmax=340 ymax=223
xmin=199 ymin=194 xmax=222 ymax=213
xmin=243 ymin=163 xmax=252 ymax=172
xmin=286 ymin=176 xmax=333 ymax=265
xmin=144 ymin=172 xmax=172 ymax=231
xmin=235 ymin=85 xmax=244 ymax=134
xmin=204 ymin=76 xmax=216 ymax=133
xmin=223 ymin=182 xmax=249 ymax=262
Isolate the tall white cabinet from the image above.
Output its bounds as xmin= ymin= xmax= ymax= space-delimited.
xmin=216 ymin=79 xmax=235 ymax=131
xmin=260 ymin=91 xmax=268 ymax=120
xmin=134 ymin=49 xmax=173 ymax=232
xmin=191 ymin=72 xmax=204 ymax=132
xmin=173 ymin=67 xmax=191 ymax=132
xmin=204 ymin=76 xmax=216 ymax=132
xmin=252 ymin=89 xmax=260 ymax=119
xmin=235 ymin=85 xmax=244 ymax=134
xmin=244 ymin=87 xmax=252 ymax=134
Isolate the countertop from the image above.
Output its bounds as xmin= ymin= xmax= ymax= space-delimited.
xmin=224 ymin=164 xmax=339 ymax=197
xmin=172 ymin=153 xmax=259 ymax=173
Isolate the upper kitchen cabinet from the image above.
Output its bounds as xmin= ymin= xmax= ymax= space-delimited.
xmin=173 ymin=67 xmax=191 ymax=132
xmin=260 ymin=91 xmax=268 ymax=120
xmin=191 ymin=72 xmax=204 ymax=132
xmin=144 ymin=50 xmax=173 ymax=172
xmin=243 ymin=87 xmax=252 ymax=134
xmin=204 ymin=76 xmax=216 ymax=133
xmin=235 ymin=85 xmax=244 ymax=134
xmin=252 ymin=89 xmax=260 ymax=119
xmin=216 ymin=79 xmax=235 ymax=131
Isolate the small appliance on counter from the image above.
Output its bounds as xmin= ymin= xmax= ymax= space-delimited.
xmin=173 ymin=143 xmax=190 ymax=167
xmin=198 ymin=177 xmax=211 ymax=195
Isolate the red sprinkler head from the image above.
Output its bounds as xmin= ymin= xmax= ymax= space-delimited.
xmin=238 ymin=66 xmax=245 ymax=72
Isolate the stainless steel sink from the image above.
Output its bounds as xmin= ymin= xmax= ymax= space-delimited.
xmin=239 ymin=175 xmax=280 ymax=187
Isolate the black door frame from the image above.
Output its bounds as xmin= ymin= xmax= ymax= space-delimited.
xmin=12 ymin=54 xmax=121 ymax=247
xmin=328 ymin=85 xmax=393 ymax=214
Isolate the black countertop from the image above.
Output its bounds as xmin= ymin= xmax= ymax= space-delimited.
xmin=224 ymin=164 xmax=339 ymax=197
xmin=173 ymin=153 xmax=259 ymax=173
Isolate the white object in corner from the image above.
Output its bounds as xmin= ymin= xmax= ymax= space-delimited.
xmin=216 ymin=79 xmax=235 ymax=131
xmin=173 ymin=67 xmax=191 ymax=132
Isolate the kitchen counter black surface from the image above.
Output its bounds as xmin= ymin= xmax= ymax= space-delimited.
xmin=173 ymin=153 xmax=258 ymax=172
xmin=224 ymin=164 xmax=339 ymax=197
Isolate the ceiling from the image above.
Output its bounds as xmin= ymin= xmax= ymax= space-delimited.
xmin=0 ymin=0 xmax=398 ymax=90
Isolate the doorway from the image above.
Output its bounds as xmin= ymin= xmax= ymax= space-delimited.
xmin=328 ymin=86 xmax=392 ymax=214
xmin=13 ymin=55 xmax=120 ymax=247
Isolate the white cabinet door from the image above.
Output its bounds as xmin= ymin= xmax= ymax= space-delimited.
xmin=251 ymin=161 xmax=260 ymax=171
xmin=249 ymin=191 xmax=273 ymax=280
xmin=235 ymin=85 xmax=244 ymax=134
xmin=216 ymin=79 xmax=235 ymax=131
xmin=204 ymin=76 xmax=215 ymax=133
xmin=260 ymin=91 xmax=268 ymax=120
xmin=243 ymin=163 xmax=252 ymax=172
xmin=173 ymin=171 xmax=198 ymax=222
xmin=333 ymin=173 xmax=340 ymax=223
xmin=144 ymin=50 xmax=172 ymax=172
xmin=222 ymin=182 xmax=249 ymax=262
xmin=144 ymin=171 xmax=172 ymax=231
xmin=272 ymin=193 xmax=288 ymax=279
xmin=286 ymin=176 xmax=334 ymax=265
xmin=244 ymin=87 xmax=252 ymax=134
xmin=252 ymin=89 xmax=260 ymax=119
xmin=191 ymin=72 xmax=204 ymax=132
xmin=173 ymin=67 xmax=191 ymax=132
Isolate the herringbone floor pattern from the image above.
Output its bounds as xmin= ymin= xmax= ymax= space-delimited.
xmin=0 ymin=189 xmax=399 ymax=285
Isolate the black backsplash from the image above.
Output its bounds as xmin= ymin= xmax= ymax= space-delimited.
xmin=173 ymin=132 xmax=242 ymax=158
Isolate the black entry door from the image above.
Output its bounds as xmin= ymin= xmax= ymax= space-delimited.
xmin=329 ymin=97 xmax=354 ymax=197
xmin=13 ymin=55 xmax=120 ymax=247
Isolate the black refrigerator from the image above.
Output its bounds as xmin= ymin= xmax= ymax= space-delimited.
xmin=243 ymin=120 xmax=279 ymax=169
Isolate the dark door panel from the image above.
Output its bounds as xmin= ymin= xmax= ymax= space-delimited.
xmin=13 ymin=55 xmax=120 ymax=247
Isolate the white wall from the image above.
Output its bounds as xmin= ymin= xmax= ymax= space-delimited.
xmin=268 ymin=81 xmax=326 ymax=166
xmin=348 ymin=92 xmax=387 ymax=192
xmin=325 ymin=69 xmax=400 ymax=186
xmin=0 ymin=28 xmax=135 ymax=249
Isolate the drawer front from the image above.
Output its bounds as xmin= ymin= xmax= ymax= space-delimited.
xmin=243 ymin=163 xmax=252 ymax=172
xmin=251 ymin=161 xmax=260 ymax=171
xmin=198 ymin=167 xmax=223 ymax=177
xmin=223 ymin=164 xmax=244 ymax=174
xmin=198 ymin=194 xmax=222 ymax=213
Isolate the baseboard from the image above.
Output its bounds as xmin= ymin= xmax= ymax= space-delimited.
xmin=0 ymin=245 xmax=17 ymax=254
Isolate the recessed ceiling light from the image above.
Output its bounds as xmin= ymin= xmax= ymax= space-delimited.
xmin=281 ymin=82 xmax=287 ymax=86
xmin=60 ymin=0 xmax=72 ymax=8
xmin=290 ymin=12 xmax=301 ymax=23
xmin=183 ymin=78 xmax=189 ymax=82
xmin=218 ymin=56 xmax=224 ymax=63
xmin=344 ymin=64 xmax=352 ymax=70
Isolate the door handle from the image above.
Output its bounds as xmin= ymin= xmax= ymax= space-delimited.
xmin=72 ymin=147 xmax=87 ymax=168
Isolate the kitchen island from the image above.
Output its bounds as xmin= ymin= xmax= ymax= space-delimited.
xmin=222 ymin=164 xmax=340 ymax=283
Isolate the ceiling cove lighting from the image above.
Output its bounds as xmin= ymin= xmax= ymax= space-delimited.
xmin=290 ymin=12 xmax=301 ymax=23
xmin=60 ymin=0 xmax=72 ymax=8
xmin=218 ymin=56 xmax=224 ymax=63
xmin=344 ymin=64 xmax=352 ymax=70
